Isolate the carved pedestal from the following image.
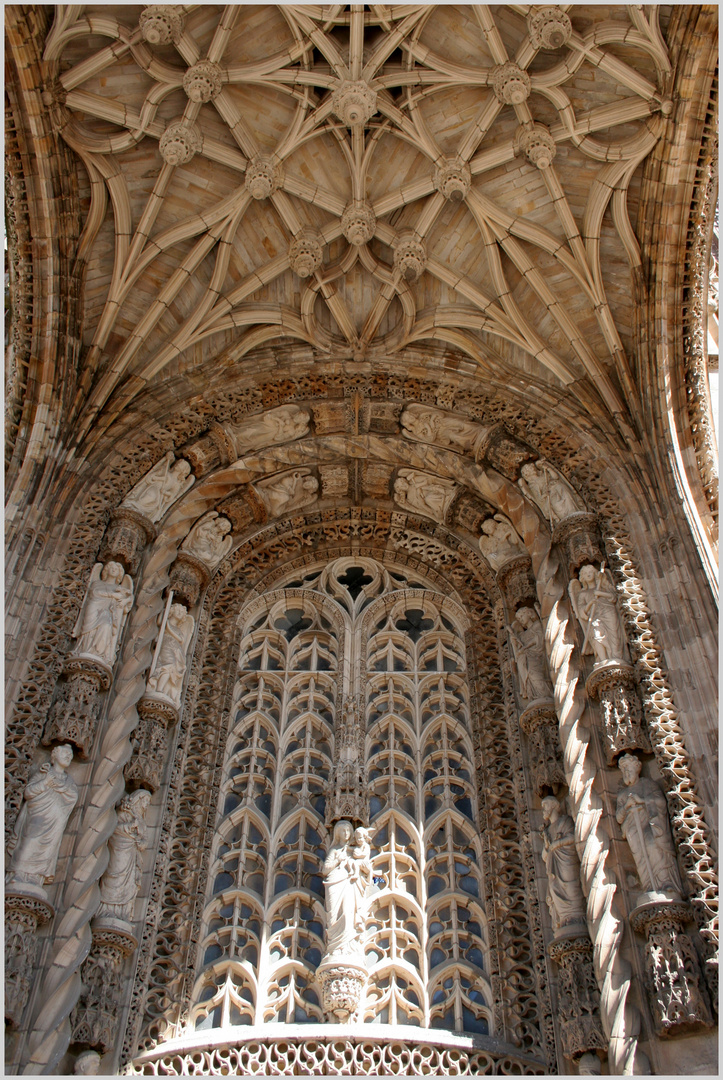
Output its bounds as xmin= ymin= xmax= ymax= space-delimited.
xmin=99 ymin=507 xmax=156 ymax=576
xmin=476 ymin=423 xmax=537 ymax=480
xmin=43 ymin=658 xmax=112 ymax=758
xmin=551 ymin=513 xmax=604 ymax=575
xmin=5 ymin=891 xmax=54 ymax=1027
xmin=586 ymin=662 xmax=650 ymax=764
xmin=169 ymin=551 xmax=210 ymax=608
xmin=630 ymin=899 xmax=714 ymax=1037
xmin=70 ymin=922 xmax=138 ymax=1053
xmin=497 ymin=556 xmax=537 ymax=612
xmin=548 ymin=934 xmax=607 ymax=1061
xmin=519 ymin=702 xmax=565 ymax=796
xmin=125 ymin=695 xmax=179 ymax=792
xmin=316 ymin=957 xmax=368 ymax=1022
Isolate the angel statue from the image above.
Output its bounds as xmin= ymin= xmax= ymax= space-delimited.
xmin=72 ymin=562 xmax=134 ymax=667
xmin=568 ymin=562 xmax=627 ymax=665
xmin=121 ymin=451 xmax=194 ymax=523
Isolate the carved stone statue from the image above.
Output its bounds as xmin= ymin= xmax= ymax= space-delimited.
xmin=616 ymin=755 xmax=683 ymax=897
xmin=255 ymin=468 xmax=319 ymax=518
xmin=568 ymin=563 xmax=627 ymax=665
xmin=541 ymin=796 xmax=586 ymax=933
xmin=225 ymin=403 xmax=310 ymax=457
xmin=96 ymin=789 xmax=151 ymax=924
xmin=519 ymin=460 xmax=584 ymax=523
xmin=121 ymin=452 xmax=194 ymax=522
xmin=6 ymin=744 xmax=78 ymax=894
xmin=400 ymin=403 xmax=484 ymax=454
xmin=181 ymin=511 xmax=233 ymax=568
xmin=393 ymin=468 xmax=456 ymax=521
xmin=72 ymin=562 xmax=134 ymax=667
xmin=510 ymin=606 xmax=553 ymax=701
xmin=323 ymin=820 xmax=368 ymax=959
xmin=351 ymin=827 xmax=374 ymax=930
xmin=74 ymin=1051 xmax=101 ymax=1075
xmin=478 ymin=514 xmax=526 ymax=571
xmin=146 ymin=603 xmax=195 ymax=708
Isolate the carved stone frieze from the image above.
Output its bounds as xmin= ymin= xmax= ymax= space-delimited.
xmin=99 ymin=507 xmax=157 ymax=576
xmin=5 ymin=891 xmax=54 ymax=1027
xmin=519 ymin=703 xmax=565 ymax=796
xmin=585 ymin=662 xmax=651 ymax=763
xmin=477 ymin=423 xmax=537 ymax=479
xmin=42 ymin=657 xmax=112 ymax=757
xmin=548 ymin=935 xmax=607 ymax=1061
xmin=124 ymin=695 xmax=178 ymax=793
xmin=71 ymin=926 xmax=138 ymax=1053
xmin=630 ymin=900 xmax=714 ymax=1037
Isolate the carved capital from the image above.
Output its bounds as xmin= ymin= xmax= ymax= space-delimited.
xmin=476 ymin=423 xmax=537 ymax=480
xmin=5 ymin=892 xmax=54 ymax=1027
xmin=43 ymin=658 xmax=112 ymax=757
xmin=548 ymin=935 xmax=607 ymax=1060
xmin=316 ymin=958 xmax=368 ymax=1023
xmin=125 ymin=697 xmax=176 ymax=792
xmin=551 ymin=512 xmax=603 ymax=574
xmin=100 ymin=507 xmax=156 ymax=576
xmin=496 ymin=555 xmax=537 ymax=611
xmin=585 ymin=662 xmax=650 ymax=763
xmin=169 ymin=551 xmax=210 ymax=608
xmin=629 ymin=899 xmax=714 ymax=1037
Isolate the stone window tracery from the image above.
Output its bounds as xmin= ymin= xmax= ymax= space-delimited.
xmin=190 ymin=558 xmax=490 ymax=1036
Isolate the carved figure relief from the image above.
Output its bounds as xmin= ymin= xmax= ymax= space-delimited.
xmin=393 ymin=468 xmax=456 ymax=521
xmin=616 ymin=755 xmax=683 ymax=897
xmin=72 ymin=562 xmax=134 ymax=667
xmin=478 ymin=514 xmax=526 ymax=571
xmin=6 ymin=744 xmax=78 ymax=894
xmin=400 ymin=403 xmax=484 ymax=453
xmin=121 ymin=452 xmax=194 ymax=522
xmin=255 ymin=468 xmax=319 ymax=518
xmin=225 ymin=403 xmax=310 ymax=457
xmin=323 ymin=820 xmax=369 ymax=960
xmin=181 ymin=511 xmax=233 ymax=568
xmin=146 ymin=604 xmax=195 ymax=708
xmin=540 ymin=797 xmax=586 ymax=933
xmin=510 ymin=606 xmax=553 ymax=701
xmin=568 ymin=564 xmax=627 ymax=665
xmin=96 ymin=790 xmax=151 ymax=924
xmin=519 ymin=460 xmax=584 ymax=523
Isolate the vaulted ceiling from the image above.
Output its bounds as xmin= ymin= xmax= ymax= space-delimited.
xmin=39 ymin=4 xmax=677 ymax=450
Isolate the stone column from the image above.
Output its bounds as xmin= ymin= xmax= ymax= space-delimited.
xmin=629 ymin=899 xmax=714 ymax=1037
xmin=5 ymin=891 xmax=54 ymax=1027
xmin=548 ymin=934 xmax=607 ymax=1064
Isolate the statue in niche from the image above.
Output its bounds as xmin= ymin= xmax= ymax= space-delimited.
xmin=400 ymin=403 xmax=483 ymax=453
xmin=255 ymin=468 xmax=319 ymax=518
xmin=510 ymin=605 xmax=553 ymax=701
xmin=146 ymin=603 xmax=195 ymax=708
xmin=478 ymin=513 xmax=525 ymax=571
xmin=568 ymin=563 xmax=627 ymax=665
xmin=96 ymin=789 xmax=152 ymax=924
xmin=323 ymin=820 xmax=375 ymax=958
xmin=519 ymin=460 xmax=584 ymax=524
xmin=393 ymin=468 xmax=455 ymax=521
xmin=616 ymin=754 xmax=683 ymax=898
xmin=181 ymin=511 xmax=233 ymax=568
xmin=7 ymin=744 xmax=78 ymax=893
xmin=72 ymin=562 xmax=134 ymax=667
xmin=225 ymin=403 xmax=310 ymax=457
xmin=121 ymin=452 xmax=194 ymax=522
xmin=540 ymin=796 xmax=586 ymax=932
